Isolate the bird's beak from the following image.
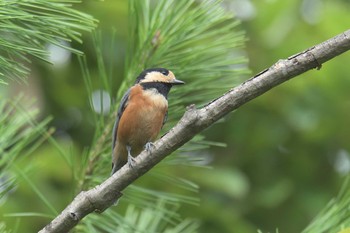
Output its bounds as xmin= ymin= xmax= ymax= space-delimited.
xmin=171 ymin=78 xmax=185 ymax=85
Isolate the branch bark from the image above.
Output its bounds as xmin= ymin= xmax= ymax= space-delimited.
xmin=39 ymin=29 xmax=350 ymax=233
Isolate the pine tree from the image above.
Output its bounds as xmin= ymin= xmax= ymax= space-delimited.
xmin=1 ymin=1 xmax=350 ymax=233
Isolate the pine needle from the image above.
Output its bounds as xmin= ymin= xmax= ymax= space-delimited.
xmin=0 ymin=0 xmax=97 ymax=84
xmin=302 ymin=176 xmax=350 ymax=233
xmin=0 ymin=96 xmax=51 ymax=199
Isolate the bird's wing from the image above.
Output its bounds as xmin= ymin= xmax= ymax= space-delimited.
xmin=112 ymin=88 xmax=131 ymax=151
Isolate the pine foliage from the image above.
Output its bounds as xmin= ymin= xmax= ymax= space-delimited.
xmin=0 ymin=0 xmax=96 ymax=84
xmin=2 ymin=0 xmax=350 ymax=232
xmin=302 ymin=177 xmax=350 ymax=233
xmin=76 ymin=0 xmax=248 ymax=231
xmin=0 ymin=97 xmax=51 ymax=200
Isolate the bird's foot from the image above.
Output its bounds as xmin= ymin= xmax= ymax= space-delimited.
xmin=127 ymin=154 xmax=136 ymax=168
xmin=126 ymin=145 xmax=136 ymax=168
xmin=145 ymin=142 xmax=155 ymax=153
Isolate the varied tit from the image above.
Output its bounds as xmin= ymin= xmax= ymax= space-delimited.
xmin=111 ymin=68 xmax=184 ymax=175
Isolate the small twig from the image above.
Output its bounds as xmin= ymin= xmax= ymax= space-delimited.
xmin=39 ymin=29 xmax=350 ymax=233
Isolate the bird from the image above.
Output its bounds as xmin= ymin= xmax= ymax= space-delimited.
xmin=111 ymin=68 xmax=184 ymax=175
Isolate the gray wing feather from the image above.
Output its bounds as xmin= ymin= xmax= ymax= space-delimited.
xmin=112 ymin=88 xmax=131 ymax=151
xmin=162 ymin=111 xmax=168 ymax=128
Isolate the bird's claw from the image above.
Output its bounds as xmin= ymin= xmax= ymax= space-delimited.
xmin=127 ymin=154 xmax=136 ymax=168
xmin=145 ymin=142 xmax=155 ymax=153
xmin=126 ymin=145 xmax=136 ymax=168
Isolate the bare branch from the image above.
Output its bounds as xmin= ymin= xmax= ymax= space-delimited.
xmin=39 ymin=29 xmax=350 ymax=233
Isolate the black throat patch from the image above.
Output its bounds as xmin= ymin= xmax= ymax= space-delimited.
xmin=140 ymin=82 xmax=172 ymax=99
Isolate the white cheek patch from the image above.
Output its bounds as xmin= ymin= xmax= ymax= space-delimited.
xmin=142 ymin=72 xmax=169 ymax=83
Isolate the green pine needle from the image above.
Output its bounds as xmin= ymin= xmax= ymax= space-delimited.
xmin=77 ymin=199 xmax=200 ymax=233
xmin=4 ymin=212 xmax=54 ymax=219
xmin=0 ymin=222 xmax=11 ymax=233
xmin=302 ymin=176 xmax=350 ymax=233
xmin=0 ymin=97 xmax=51 ymax=199
xmin=0 ymin=0 xmax=97 ymax=84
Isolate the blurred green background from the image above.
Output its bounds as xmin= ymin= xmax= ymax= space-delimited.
xmin=1 ymin=0 xmax=350 ymax=232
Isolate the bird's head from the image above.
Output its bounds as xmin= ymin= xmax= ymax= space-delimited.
xmin=135 ymin=68 xmax=184 ymax=85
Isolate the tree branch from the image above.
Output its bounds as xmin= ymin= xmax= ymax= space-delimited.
xmin=39 ymin=29 xmax=350 ymax=233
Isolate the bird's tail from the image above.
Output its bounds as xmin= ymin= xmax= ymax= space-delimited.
xmin=111 ymin=161 xmax=125 ymax=176
xmin=111 ymin=142 xmax=128 ymax=176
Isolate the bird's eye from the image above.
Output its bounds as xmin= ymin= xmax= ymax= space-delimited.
xmin=161 ymin=71 xmax=168 ymax=75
